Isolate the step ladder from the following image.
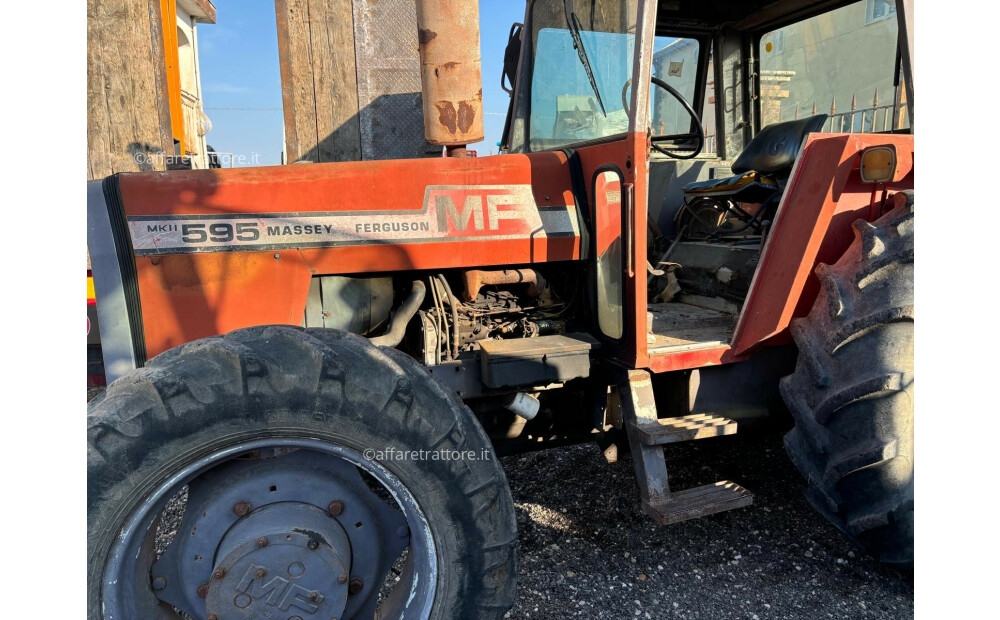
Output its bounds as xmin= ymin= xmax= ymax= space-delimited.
xmin=619 ymin=369 xmax=752 ymax=525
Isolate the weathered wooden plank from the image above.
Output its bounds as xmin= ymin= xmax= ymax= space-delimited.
xmin=87 ymin=0 xmax=112 ymax=179
xmin=87 ymin=0 xmax=173 ymax=179
xmin=274 ymin=0 xmax=307 ymax=163
xmin=310 ymin=0 xmax=362 ymax=162
xmin=275 ymin=0 xmax=362 ymax=163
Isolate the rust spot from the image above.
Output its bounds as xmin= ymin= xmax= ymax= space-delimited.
xmin=436 ymin=101 xmax=458 ymax=134
xmin=457 ymin=101 xmax=477 ymax=134
xmin=418 ymin=29 xmax=438 ymax=50
xmin=440 ymin=61 xmax=460 ymax=71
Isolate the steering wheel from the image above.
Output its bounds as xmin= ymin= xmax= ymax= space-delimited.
xmin=622 ymin=77 xmax=705 ymax=160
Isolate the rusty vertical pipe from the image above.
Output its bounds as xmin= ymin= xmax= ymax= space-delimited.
xmin=415 ymin=0 xmax=484 ymax=155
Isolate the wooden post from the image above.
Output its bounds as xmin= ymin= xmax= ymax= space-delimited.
xmin=275 ymin=0 xmax=362 ymax=163
xmin=87 ymin=0 xmax=174 ymax=179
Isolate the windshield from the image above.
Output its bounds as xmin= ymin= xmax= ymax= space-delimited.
xmin=528 ymin=0 xmax=638 ymax=151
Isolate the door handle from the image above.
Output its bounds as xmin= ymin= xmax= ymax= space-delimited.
xmin=623 ymin=182 xmax=635 ymax=278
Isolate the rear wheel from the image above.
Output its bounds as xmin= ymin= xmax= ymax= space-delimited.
xmin=780 ymin=192 xmax=914 ymax=567
xmin=87 ymin=326 xmax=517 ymax=619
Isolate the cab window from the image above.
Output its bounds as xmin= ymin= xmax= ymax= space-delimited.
xmin=528 ymin=1 xmax=638 ymax=151
xmin=758 ymin=0 xmax=907 ymax=132
xmin=650 ymin=37 xmax=700 ymax=137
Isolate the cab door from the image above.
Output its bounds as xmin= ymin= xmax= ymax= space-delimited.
xmin=502 ymin=0 xmax=655 ymax=366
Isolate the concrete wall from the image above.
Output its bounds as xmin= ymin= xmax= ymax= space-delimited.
xmin=176 ymin=3 xmax=211 ymax=168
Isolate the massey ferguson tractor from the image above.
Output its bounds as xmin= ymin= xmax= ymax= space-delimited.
xmin=87 ymin=0 xmax=914 ymax=617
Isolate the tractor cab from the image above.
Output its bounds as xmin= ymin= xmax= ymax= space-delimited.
xmin=503 ymin=0 xmax=913 ymax=370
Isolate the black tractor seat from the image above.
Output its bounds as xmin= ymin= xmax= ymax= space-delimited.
xmin=676 ymin=114 xmax=828 ymax=240
xmin=683 ymin=171 xmax=780 ymax=205
xmin=682 ymin=114 xmax=828 ymax=200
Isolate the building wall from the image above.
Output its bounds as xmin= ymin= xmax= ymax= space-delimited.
xmin=176 ymin=3 xmax=211 ymax=168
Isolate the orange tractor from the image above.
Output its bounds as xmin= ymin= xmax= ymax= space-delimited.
xmin=87 ymin=0 xmax=913 ymax=618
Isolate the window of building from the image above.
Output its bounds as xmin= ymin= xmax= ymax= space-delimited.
xmin=865 ymin=0 xmax=896 ymax=25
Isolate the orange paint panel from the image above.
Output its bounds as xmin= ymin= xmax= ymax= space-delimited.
xmin=119 ymin=152 xmax=575 ymax=217
xmin=118 ymin=151 xmax=585 ymax=357
xmin=730 ymin=133 xmax=914 ymax=357
xmin=160 ymin=0 xmax=184 ymax=146
xmin=566 ymin=134 xmax=647 ymax=367
xmin=647 ymin=345 xmax=738 ymax=374
xmin=137 ymin=252 xmax=312 ymax=356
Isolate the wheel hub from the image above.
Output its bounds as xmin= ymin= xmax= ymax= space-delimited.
xmin=206 ymin=502 xmax=351 ymax=619
xmin=138 ymin=447 xmax=419 ymax=619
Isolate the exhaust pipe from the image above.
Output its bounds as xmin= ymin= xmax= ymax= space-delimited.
xmin=415 ymin=0 xmax=484 ymax=157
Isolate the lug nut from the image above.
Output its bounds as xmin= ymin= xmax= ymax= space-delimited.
xmin=212 ymin=568 xmax=226 ymax=580
xmin=255 ymin=567 xmax=267 ymax=578
xmin=307 ymin=539 xmax=319 ymax=550
xmin=232 ymin=500 xmax=251 ymax=517
xmin=309 ymin=591 xmax=320 ymax=602
xmin=337 ymin=573 xmax=348 ymax=584
xmin=328 ymin=500 xmax=345 ymax=516
xmin=348 ymin=578 xmax=363 ymax=595
xmin=197 ymin=582 xmax=210 ymax=598
xmin=256 ymin=536 xmax=268 ymax=548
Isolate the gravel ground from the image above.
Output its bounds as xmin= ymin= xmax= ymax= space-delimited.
xmin=87 ymin=387 xmax=913 ymax=619
xmin=501 ymin=432 xmax=913 ymax=619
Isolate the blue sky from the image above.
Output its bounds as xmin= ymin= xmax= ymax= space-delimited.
xmin=197 ymin=0 xmax=527 ymax=166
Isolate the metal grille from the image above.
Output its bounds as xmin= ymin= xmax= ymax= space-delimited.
xmin=352 ymin=0 xmax=438 ymax=160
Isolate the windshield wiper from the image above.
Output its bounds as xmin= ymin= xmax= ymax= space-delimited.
xmin=563 ymin=0 xmax=607 ymax=116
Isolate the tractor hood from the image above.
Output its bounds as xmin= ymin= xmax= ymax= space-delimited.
xmin=88 ymin=151 xmax=585 ymax=367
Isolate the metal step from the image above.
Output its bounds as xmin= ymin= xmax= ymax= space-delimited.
xmin=617 ymin=370 xmax=753 ymax=526
xmin=628 ymin=413 xmax=737 ymax=445
xmin=642 ymin=480 xmax=753 ymax=525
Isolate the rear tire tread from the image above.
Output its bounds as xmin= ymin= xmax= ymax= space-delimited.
xmin=781 ymin=197 xmax=914 ymax=568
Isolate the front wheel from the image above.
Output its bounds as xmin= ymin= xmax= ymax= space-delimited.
xmin=87 ymin=326 xmax=518 ymax=619
xmin=780 ymin=192 xmax=914 ymax=568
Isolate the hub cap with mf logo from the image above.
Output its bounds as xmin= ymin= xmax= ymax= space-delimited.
xmin=205 ymin=502 xmax=351 ymax=619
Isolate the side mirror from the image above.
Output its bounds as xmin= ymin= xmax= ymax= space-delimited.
xmin=501 ymin=23 xmax=523 ymax=95
xmin=499 ymin=22 xmax=524 ymax=152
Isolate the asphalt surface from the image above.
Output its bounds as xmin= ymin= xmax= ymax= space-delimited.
xmin=87 ymin=386 xmax=913 ymax=619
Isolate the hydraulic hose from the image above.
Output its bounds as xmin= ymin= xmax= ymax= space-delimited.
xmin=370 ymin=280 xmax=427 ymax=348
xmin=437 ymin=275 xmax=461 ymax=360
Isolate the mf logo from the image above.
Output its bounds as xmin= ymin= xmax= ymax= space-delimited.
xmin=426 ymin=185 xmax=541 ymax=234
xmin=235 ymin=564 xmax=325 ymax=613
